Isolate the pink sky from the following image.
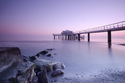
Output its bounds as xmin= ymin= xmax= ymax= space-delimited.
xmin=0 ymin=0 xmax=125 ymax=41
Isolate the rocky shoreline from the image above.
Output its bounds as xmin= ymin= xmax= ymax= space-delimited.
xmin=0 ymin=47 xmax=65 ymax=83
xmin=48 ymin=68 xmax=125 ymax=83
xmin=1 ymin=47 xmax=125 ymax=83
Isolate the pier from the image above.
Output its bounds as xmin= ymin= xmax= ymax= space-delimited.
xmin=53 ymin=21 xmax=125 ymax=43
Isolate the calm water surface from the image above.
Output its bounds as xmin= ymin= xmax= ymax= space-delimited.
xmin=0 ymin=40 xmax=125 ymax=79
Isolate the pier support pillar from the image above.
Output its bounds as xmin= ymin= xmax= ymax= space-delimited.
xmin=78 ymin=34 xmax=80 ymax=41
xmin=88 ymin=33 xmax=90 ymax=42
xmin=108 ymin=31 xmax=111 ymax=43
xmin=68 ymin=35 xmax=70 ymax=40
xmin=54 ymin=35 xmax=55 ymax=39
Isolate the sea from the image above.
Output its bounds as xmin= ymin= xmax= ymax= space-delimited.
xmin=0 ymin=38 xmax=125 ymax=80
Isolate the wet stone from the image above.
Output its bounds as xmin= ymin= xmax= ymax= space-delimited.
xmin=22 ymin=55 xmax=29 ymax=62
xmin=0 ymin=47 xmax=22 ymax=73
xmin=47 ymin=54 xmax=51 ymax=57
xmin=33 ymin=58 xmax=53 ymax=72
xmin=39 ymin=50 xmax=48 ymax=55
xmin=46 ymin=48 xmax=53 ymax=51
xmin=37 ymin=66 xmax=48 ymax=83
xmin=53 ymin=62 xmax=65 ymax=70
xmin=36 ymin=53 xmax=40 ymax=57
xmin=29 ymin=56 xmax=37 ymax=62
xmin=51 ymin=69 xmax=64 ymax=77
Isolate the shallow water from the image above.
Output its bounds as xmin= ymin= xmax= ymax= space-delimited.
xmin=0 ymin=40 xmax=125 ymax=79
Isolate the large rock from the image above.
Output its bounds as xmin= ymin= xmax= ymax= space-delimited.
xmin=39 ymin=50 xmax=48 ymax=55
xmin=53 ymin=62 xmax=65 ymax=70
xmin=29 ymin=56 xmax=37 ymax=62
xmin=36 ymin=53 xmax=40 ymax=57
xmin=0 ymin=47 xmax=22 ymax=73
xmin=17 ymin=62 xmax=36 ymax=83
xmin=33 ymin=59 xmax=53 ymax=72
xmin=46 ymin=54 xmax=51 ymax=57
xmin=37 ymin=66 xmax=48 ymax=83
xmin=0 ymin=47 xmax=36 ymax=83
xmin=22 ymin=55 xmax=29 ymax=62
xmin=0 ymin=61 xmax=35 ymax=83
xmin=51 ymin=69 xmax=64 ymax=77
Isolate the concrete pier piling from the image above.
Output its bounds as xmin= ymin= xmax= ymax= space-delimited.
xmin=88 ymin=33 xmax=90 ymax=42
xmin=78 ymin=34 xmax=80 ymax=41
xmin=108 ymin=31 xmax=111 ymax=43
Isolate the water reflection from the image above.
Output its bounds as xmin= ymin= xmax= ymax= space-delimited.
xmin=108 ymin=42 xmax=112 ymax=57
xmin=108 ymin=42 xmax=111 ymax=49
xmin=87 ymin=42 xmax=90 ymax=53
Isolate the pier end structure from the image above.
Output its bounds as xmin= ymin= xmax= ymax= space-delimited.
xmin=53 ymin=30 xmax=77 ymax=40
xmin=61 ymin=30 xmax=74 ymax=40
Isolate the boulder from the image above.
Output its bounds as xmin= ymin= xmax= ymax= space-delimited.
xmin=28 ymin=68 xmax=36 ymax=83
xmin=29 ymin=56 xmax=37 ymax=62
xmin=51 ymin=69 xmax=64 ymax=77
xmin=17 ymin=62 xmax=36 ymax=83
xmin=0 ymin=47 xmax=22 ymax=73
xmin=22 ymin=55 xmax=29 ymax=62
xmin=53 ymin=62 xmax=65 ymax=70
xmin=36 ymin=53 xmax=40 ymax=57
xmin=37 ymin=66 xmax=48 ymax=83
xmin=33 ymin=59 xmax=53 ymax=72
xmin=46 ymin=54 xmax=51 ymax=57
xmin=0 ymin=61 xmax=35 ymax=83
xmin=39 ymin=50 xmax=48 ymax=55
xmin=0 ymin=47 xmax=36 ymax=83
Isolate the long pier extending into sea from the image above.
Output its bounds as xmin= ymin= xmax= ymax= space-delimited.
xmin=53 ymin=21 xmax=125 ymax=43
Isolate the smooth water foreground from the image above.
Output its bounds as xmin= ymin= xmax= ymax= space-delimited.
xmin=0 ymin=40 xmax=125 ymax=80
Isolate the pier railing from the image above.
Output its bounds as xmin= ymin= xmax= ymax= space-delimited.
xmin=74 ymin=21 xmax=125 ymax=34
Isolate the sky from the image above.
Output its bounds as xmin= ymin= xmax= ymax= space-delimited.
xmin=0 ymin=0 xmax=125 ymax=41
